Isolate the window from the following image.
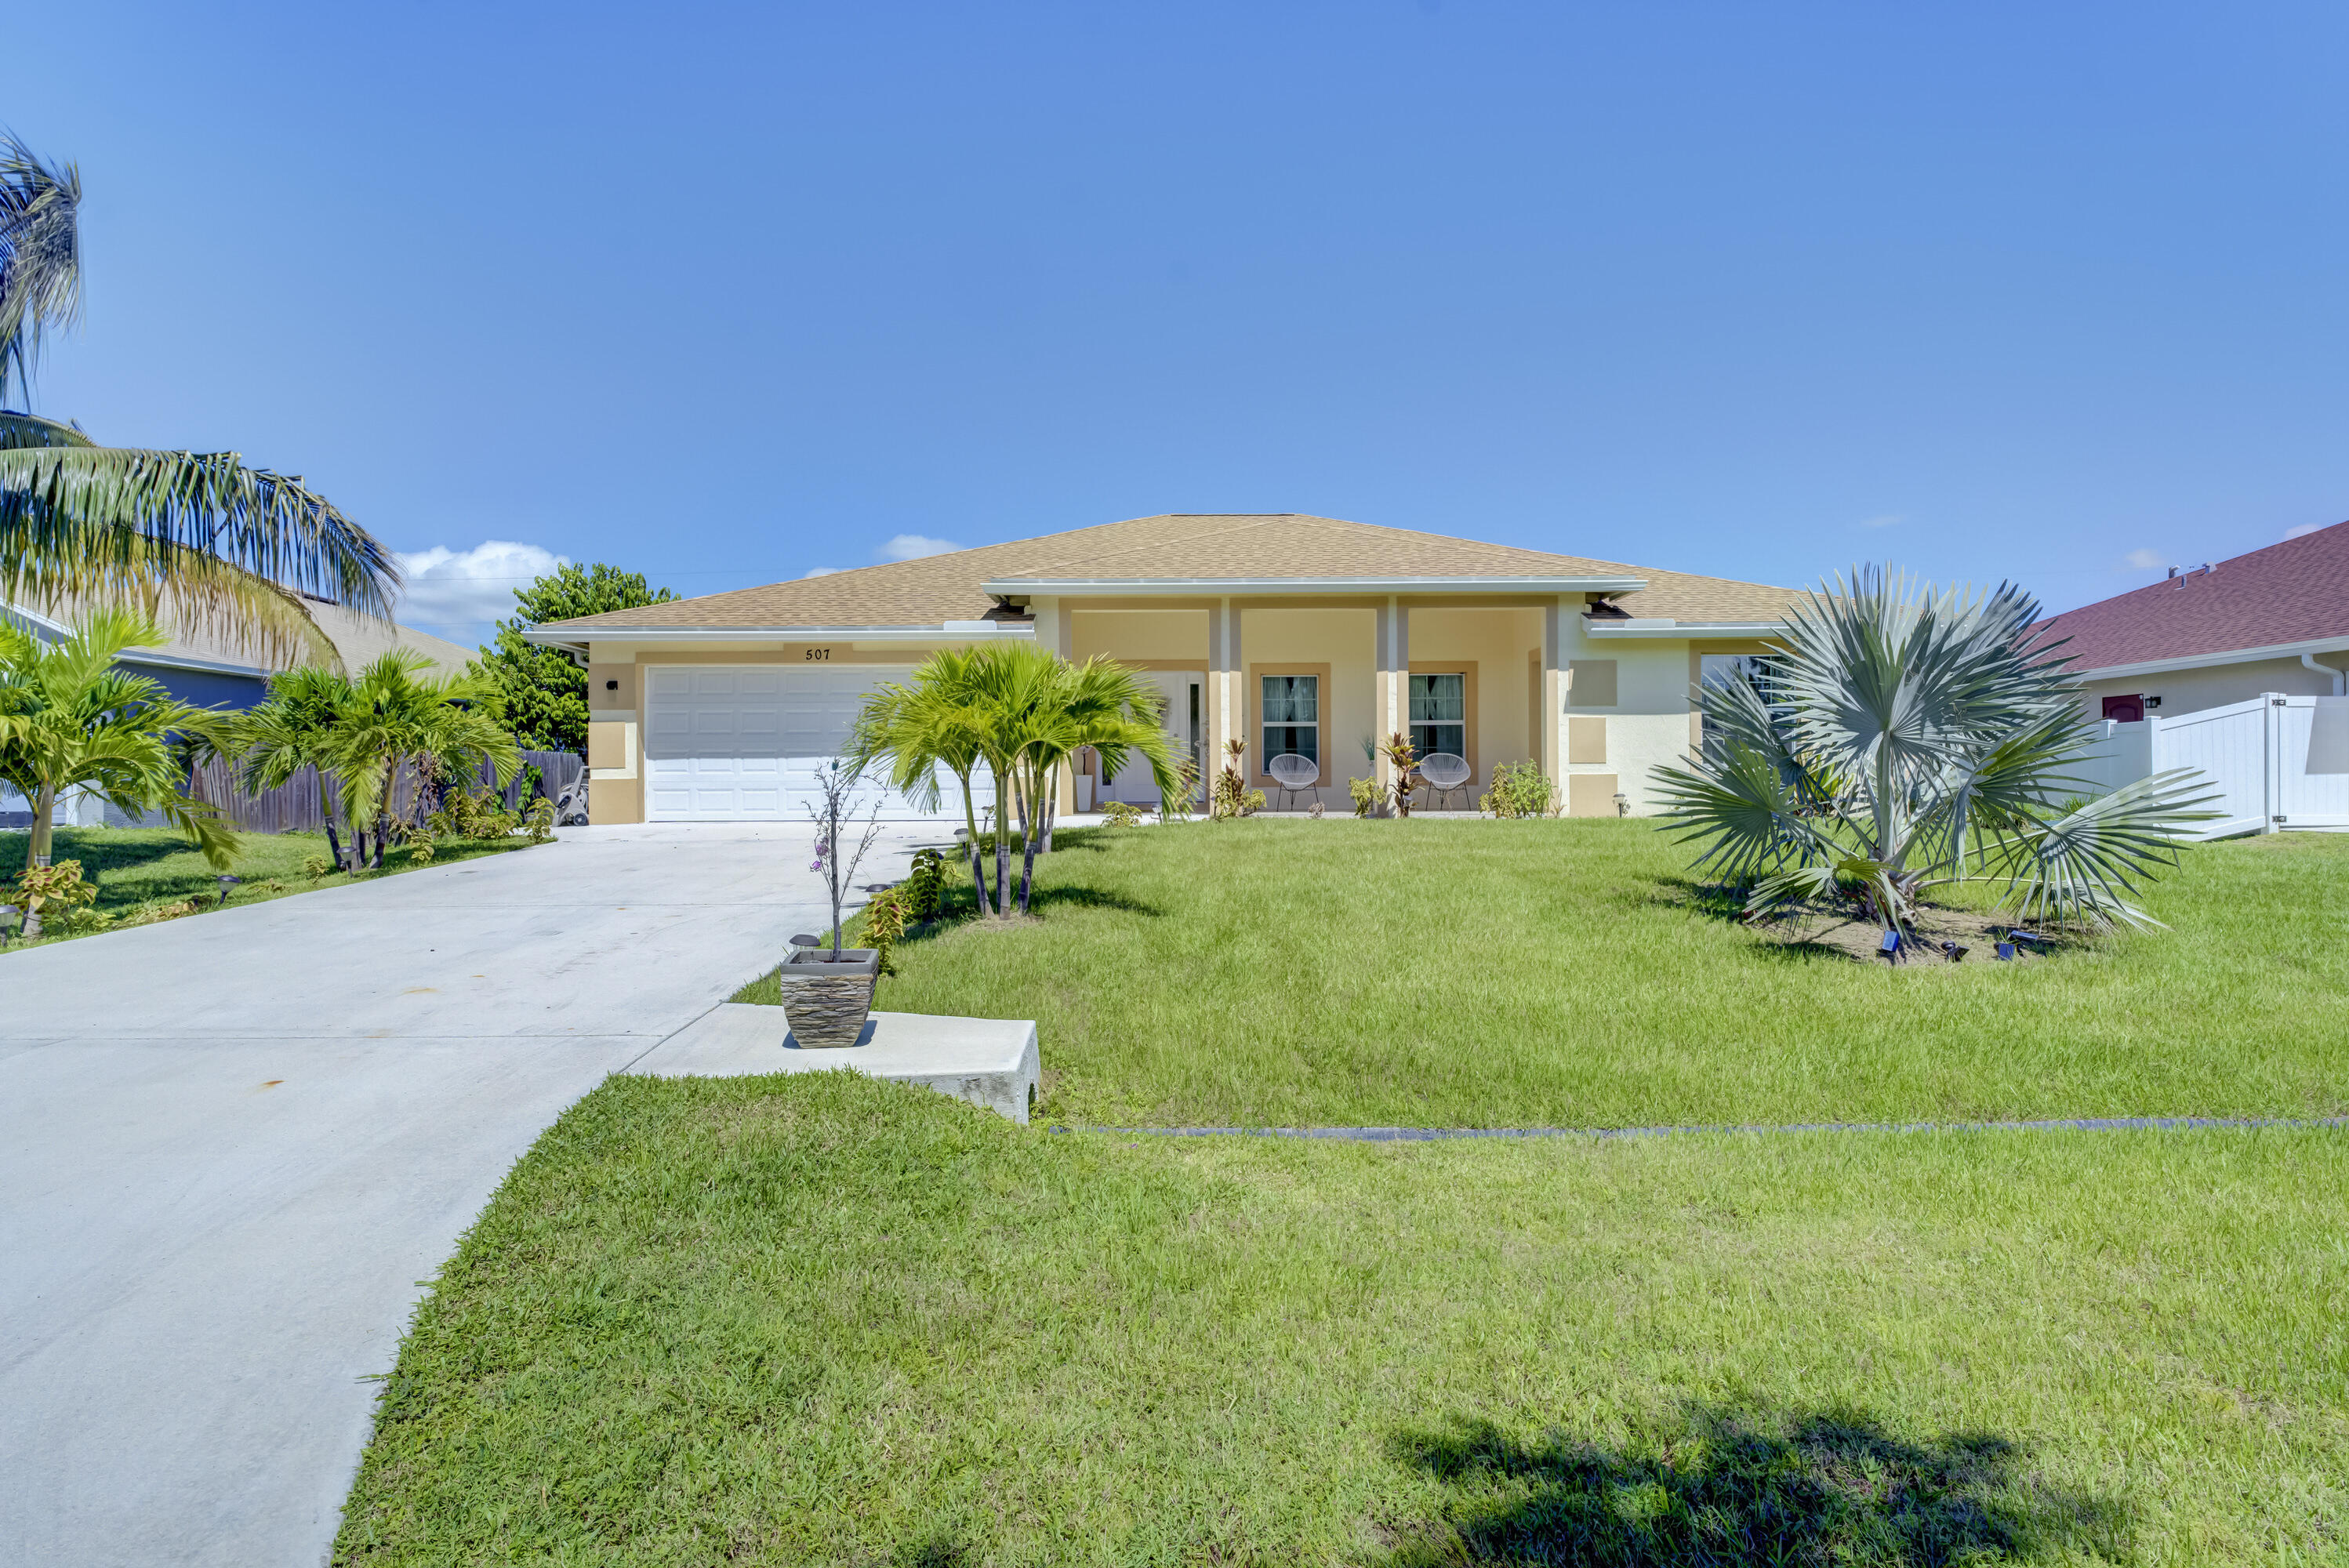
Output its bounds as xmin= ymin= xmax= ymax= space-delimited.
xmin=1698 ymin=654 xmax=1776 ymax=749
xmin=1260 ymin=674 xmax=1319 ymax=768
xmin=1410 ymin=672 xmax=1465 ymax=760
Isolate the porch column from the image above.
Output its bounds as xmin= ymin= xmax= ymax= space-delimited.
xmin=1207 ymin=597 xmax=1233 ymax=785
xmin=1541 ymin=598 xmax=1564 ymax=782
xmin=1040 ymin=597 xmax=1077 ymax=815
xmin=1376 ymin=596 xmax=1410 ymax=789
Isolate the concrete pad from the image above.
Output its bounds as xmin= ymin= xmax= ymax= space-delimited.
xmin=0 ymin=821 xmax=957 ymax=1568
xmin=630 ymin=1004 xmax=1040 ymax=1124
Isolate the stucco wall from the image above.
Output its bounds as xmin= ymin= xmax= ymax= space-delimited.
xmin=2079 ymin=655 xmax=2347 ymax=721
xmin=1407 ymin=608 xmax=1544 ymax=782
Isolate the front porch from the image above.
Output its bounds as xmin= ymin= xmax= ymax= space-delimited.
xmin=1047 ymin=596 xmax=1641 ymax=816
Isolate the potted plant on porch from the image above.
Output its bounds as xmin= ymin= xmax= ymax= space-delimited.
xmin=778 ymin=760 xmax=888 ymax=1047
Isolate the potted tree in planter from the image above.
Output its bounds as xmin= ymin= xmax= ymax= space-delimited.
xmin=778 ymin=759 xmax=888 ymax=1047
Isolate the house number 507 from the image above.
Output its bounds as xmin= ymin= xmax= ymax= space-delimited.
xmin=804 ymin=648 xmax=831 ymax=661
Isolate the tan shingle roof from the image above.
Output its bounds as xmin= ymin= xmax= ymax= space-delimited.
xmin=543 ymin=514 xmax=1801 ymax=632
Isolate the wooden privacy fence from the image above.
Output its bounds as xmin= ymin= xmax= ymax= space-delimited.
xmin=185 ymin=749 xmax=586 ymax=834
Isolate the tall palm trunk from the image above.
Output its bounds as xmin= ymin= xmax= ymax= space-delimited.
xmin=957 ymin=770 xmax=992 ymax=916
xmin=1016 ymin=758 xmax=1045 ymax=913
xmin=314 ymin=768 xmax=344 ymax=871
xmin=990 ymin=761 xmax=1012 ymax=916
xmin=26 ymin=781 xmax=57 ymax=871
xmin=20 ymin=782 xmax=59 ymax=935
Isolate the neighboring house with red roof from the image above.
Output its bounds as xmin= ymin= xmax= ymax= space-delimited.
xmin=2033 ymin=521 xmax=2349 ymax=724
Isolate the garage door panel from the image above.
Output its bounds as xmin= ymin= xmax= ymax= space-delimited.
xmin=647 ymin=662 xmax=949 ymax=822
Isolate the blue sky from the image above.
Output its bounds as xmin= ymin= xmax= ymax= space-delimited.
xmin=13 ymin=2 xmax=2349 ymax=645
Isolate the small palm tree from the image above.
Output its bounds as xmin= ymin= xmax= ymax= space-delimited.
xmin=1652 ymin=566 xmax=2216 ymax=933
xmin=234 ymin=666 xmax=359 ymax=871
xmin=0 ymin=608 xmax=237 ymax=931
xmin=1000 ymin=652 xmax=1178 ymax=913
xmin=849 ymin=652 xmax=997 ymax=913
xmin=2 ymin=136 xmax=395 ymax=662
xmin=320 ymin=651 xmax=519 ymax=868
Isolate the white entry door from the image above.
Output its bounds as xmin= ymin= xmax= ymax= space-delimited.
xmin=644 ymin=664 xmax=990 ymax=822
xmin=1103 ymin=670 xmax=1206 ymax=805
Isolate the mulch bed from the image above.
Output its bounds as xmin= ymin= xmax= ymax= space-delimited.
xmin=1758 ymin=902 xmax=2061 ymax=967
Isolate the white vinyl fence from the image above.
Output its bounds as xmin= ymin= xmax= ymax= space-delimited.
xmin=2074 ymin=693 xmax=2349 ymax=839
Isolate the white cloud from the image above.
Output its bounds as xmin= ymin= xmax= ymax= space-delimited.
xmin=2124 ymin=548 xmax=2166 ymax=571
xmin=880 ymin=533 xmax=961 ymax=561
xmin=802 ymin=566 xmax=844 ymax=578
xmin=1858 ymin=514 xmax=1903 ymax=529
xmin=2286 ymin=522 xmax=2324 ymax=540
xmin=395 ymin=540 xmax=568 ymax=630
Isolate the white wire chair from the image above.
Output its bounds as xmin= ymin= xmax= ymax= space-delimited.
xmin=1417 ymin=752 xmax=1473 ymax=811
xmin=1266 ymin=753 xmax=1321 ymax=812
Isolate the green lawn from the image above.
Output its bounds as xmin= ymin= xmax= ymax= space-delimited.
xmin=0 ymin=824 xmax=534 ymax=949
xmin=334 ymin=1072 xmax=2349 ymax=1566
xmin=739 ymin=819 xmax=2349 ymax=1130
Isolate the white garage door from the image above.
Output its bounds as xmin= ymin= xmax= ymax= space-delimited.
xmin=644 ymin=665 xmax=989 ymax=823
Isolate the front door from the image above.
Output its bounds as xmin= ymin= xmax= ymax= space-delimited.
xmin=1104 ymin=670 xmax=1205 ymax=804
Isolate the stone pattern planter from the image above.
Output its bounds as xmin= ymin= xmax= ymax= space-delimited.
xmin=777 ymin=949 xmax=879 ymax=1047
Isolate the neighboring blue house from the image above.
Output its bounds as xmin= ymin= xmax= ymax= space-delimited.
xmin=1 ymin=597 xmax=474 ymax=828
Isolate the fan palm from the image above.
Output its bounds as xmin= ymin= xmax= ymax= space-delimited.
xmin=233 ymin=665 xmax=360 ymax=870
xmin=321 ymin=650 xmax=519 ymax=868
xmin=1651 ymin=565 xmax=2216 ymax=933
xmin=0 ymin=608 xmax=238 ymax=930
xmin=1 ymin=136 xmax=395 ymax=663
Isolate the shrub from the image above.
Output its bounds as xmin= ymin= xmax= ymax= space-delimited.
xmin=861 ymin=886 xmax=909 ymax=978
xmin=1380 ymin=731 xmax=1420 ymax=817
xmin=1211 ymin=738 xmax=1263 ymax=819
xmin=407 ymin=839 xmax=437 ymax=865
xmin=904 ymin=847 xmax=947 ymax=920
xmin=303 ymin=854 xmax=334 ymax=883
xmin=1100 ymin=800 xmax=1145 ymax=827
xmin=14 ymin=859 xmax=97 ymax=938
xmin=1480 ymin=760 xmax=1559 ymax=818
xmin=1348 ymin=777 xmax=1380 ymax=817
xmin=523 ymin=797 xmax=556 ymax=844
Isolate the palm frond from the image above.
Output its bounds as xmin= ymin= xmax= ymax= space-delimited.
xmin=1992 ymin=768 xmax=2221 ymax=930
xmin=0 ymin=412 xmax=397 ymax=626
xmin=0 ymin=135 xmax=80 ymax=408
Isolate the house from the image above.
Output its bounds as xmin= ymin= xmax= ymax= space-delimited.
xmin=527 ymin=513 xmax=1801 ymax=823
xmin=1 ymin=597 xmax=475 ymax=827
xmin=2033 ymin=521 xmax=2349 ymax=722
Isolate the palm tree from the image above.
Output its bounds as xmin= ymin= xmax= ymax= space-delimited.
xmin=1652 ymin=565 xmax=2216 ymax=934
xmin=849 ymin=652 xmax=997 ymax=914
xmin=233 ymin=665 xmax=359 ymax=869
xmin=999 ymin=651 xmax=1178 ymax=913
xmin=0 ymin=608 xmax=238 ymax=931
xmin=320 ymin=650 xmax=519 ymax=868
xmin=1 ymin=136 xmax=396 ymax=664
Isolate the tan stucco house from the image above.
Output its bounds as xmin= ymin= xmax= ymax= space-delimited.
xmin=526 ymin=513 xmax=1801 ymax=823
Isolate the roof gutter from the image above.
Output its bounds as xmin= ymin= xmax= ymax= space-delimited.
xmin=2304 ymin=653 xmax=2348 ymax=695
xmin=980 ymin=575 xmax=1647 ymax=596
xmin=6 ymin=599 xmax=271 ymax=680
xmin=2063 ymin=633 xmax=2349 ymax=683
xmin=521 ymin=623 xmax=1039 ymax=646
xmin=1583 ymin=619 xmax=1784 ymax=640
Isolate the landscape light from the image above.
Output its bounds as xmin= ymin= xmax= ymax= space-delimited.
xmin=216 ymin=875 xmax=243 ymax=907
xmin=1939 ymin=941 xmax=1969 ymax=963
xmin=1996 ymin=942 xmax=2017 ymax=961
xmin=1879 ymin=929 xmax=1902 ymax=963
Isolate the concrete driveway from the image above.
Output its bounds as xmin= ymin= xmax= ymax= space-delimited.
xmin=0 ymin=822 xmax=942 ymax=1567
